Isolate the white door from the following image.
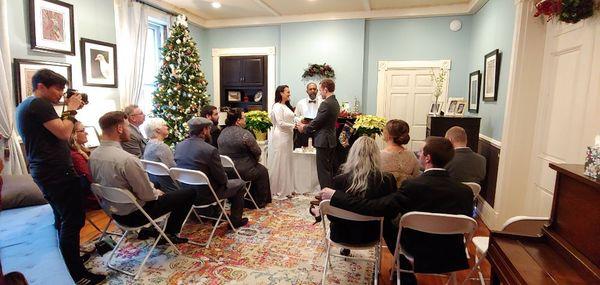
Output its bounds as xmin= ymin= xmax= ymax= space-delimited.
xmin=383 ymin=68 xmax=441 ymax=151
xmin=526 ymin=19 xmax=600 ymax=216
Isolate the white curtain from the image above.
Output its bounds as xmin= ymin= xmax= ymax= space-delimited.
xmin=0 ymin=0 xmax=27 ymax=175
xmin=114 ymin=0 xmax=148 ymax=108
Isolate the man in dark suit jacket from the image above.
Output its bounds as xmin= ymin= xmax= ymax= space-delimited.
xmin=298 ymin=78 xmax=340 ymax=188
xmin=121 ymin=105 xmax=147 ymax=157
xmin=445 ymin=126 xmax=486 ymax=183
xmin=174 ymin=117 xmax=248 ymax=228
xmin=320 ymin=137 xmax=473 ymax=283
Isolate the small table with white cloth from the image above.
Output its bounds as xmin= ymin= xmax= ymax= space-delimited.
xmin=258 ymin=142 xmax=321 ymax=194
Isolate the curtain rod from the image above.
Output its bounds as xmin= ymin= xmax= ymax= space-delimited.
xmin=134 ymin=0 xmax=178 ymax=16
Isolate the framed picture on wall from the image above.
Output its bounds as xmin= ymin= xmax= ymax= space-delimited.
xmin=483 ymin=49 xmax=500 ymax=102
xmin=13 ymin=58 xmax=72 ymax=106
xmin=468 ymin=70 xmax=481 ymax=112
xmin=29 ymin=0 xmax=75 ymax=55
xmin=80 ymin=38 xmax=118 ymax=87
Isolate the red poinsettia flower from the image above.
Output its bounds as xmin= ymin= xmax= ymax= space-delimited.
xmin=534 ymin=0 xmax=562 ymax=18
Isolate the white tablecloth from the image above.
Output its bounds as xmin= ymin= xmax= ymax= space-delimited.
xmin=292 ymin=149 xmax=320 ymax=194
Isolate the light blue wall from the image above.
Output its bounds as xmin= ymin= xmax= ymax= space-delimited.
xmin=468 ymin=0 xmax=515 ymax=140
xmin=280 ymin=20 xmax=365 ymax=106
xmin=362 ymin=16 xmax=473 ymax=115
xmin=7 ymin=0 xmax=119 ymax=128
xmin=190 ymin=25 xmax=281 ymax=104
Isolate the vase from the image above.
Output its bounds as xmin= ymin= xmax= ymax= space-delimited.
xmin=253 ymin=130 xmax=267 ymax=141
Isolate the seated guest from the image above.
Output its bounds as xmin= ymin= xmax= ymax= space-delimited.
xmin=143 ymin=118 xmax=179 ymax=193
xmin=201 ymin=105 xmax=221 ymax=147
xmin=120 ymin=105 xmax=147 ymax=157
xmin=68 ymin=119 xmax=98 ymax=209
xmin=444 ymin=126 xmax=486 ymax=183
xmin=90 ymin=111 xmax=195 ymax=243
xmin=218 ymin=109 xmax=271 ymax=208
xmin=311 ymin=136 xmax=396 ymax=245
xmin=380 ymin=119 xmax=420 ymax=187
xmin=174 ymin=117 xmax=249 ymax=228
xmin=320 ymin=137 xmax=473 ymax=284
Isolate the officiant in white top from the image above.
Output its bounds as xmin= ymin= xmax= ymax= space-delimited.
xmin=294 ymin=82 xmax=322 ymax=148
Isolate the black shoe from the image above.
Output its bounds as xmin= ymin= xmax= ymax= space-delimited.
xmin=340 ymin=248 xmax=351 ymax=256
xmin=75 ymin=271 xmax=106 ymax=285
xmin=137 ymin=227 xmax=159 ymax=240
xmin=157 ymin=234 xmax=189 ymax=245
xmin=81 ymin=252 xmax=92 ymax=263
xmin=229 ymin=217 xmax=249 ymax=229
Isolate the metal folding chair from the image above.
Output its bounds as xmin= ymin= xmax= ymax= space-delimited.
xmin=392 ymin=211 xmax=477 ymax=285
xmin=169 ymin=167 xmax=238 ymax=248
xmin=90 ymin=183 xmax=181 ymax=279
xmin=220 ymin=155 xmax=259 ymax=209
xmin=319 ymin=200 xmax=384 ymax=285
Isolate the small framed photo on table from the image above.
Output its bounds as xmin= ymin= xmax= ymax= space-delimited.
xmin=429 ymin=102 xmax=443 ymax=115
xmin=80 ymin=38 xmax=118 ymax=87
xmin=13 ymin=58 xmax=72 ymax=106
xmin=29 ymin=0 xmax=75 ymax=55
xmin=456 ymin=102 xmax=466 ymax=116
xmin=446 ymin=97 xmax=464 ymax=116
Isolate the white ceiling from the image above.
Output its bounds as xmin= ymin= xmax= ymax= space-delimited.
xmin=149 ymin=0 xmax=487 ymax=28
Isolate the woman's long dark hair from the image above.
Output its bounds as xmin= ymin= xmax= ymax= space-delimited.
xmin=275 ymin=85 xmax=294 ymax=111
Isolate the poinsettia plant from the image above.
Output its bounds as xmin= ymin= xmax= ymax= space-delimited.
xmin=534 ymin=0 xmax=596 ymax=24
xmin=302 ymin=63 xmax=335 ymax=79
xmin=352 ymin=115 xmax=386 ymax=137
xmin=245 ymin=110 xmax=272 ymax=133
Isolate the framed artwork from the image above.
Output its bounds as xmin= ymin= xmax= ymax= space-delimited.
xmin=456 ymin=102 xmax=466 ymax=116
xmin=468 ymin=70 xmax=481 ymax=113
xmin=228 ymin=91 xmax=241 ymax=101
xmin=483 ymin=49 xmax=500 ymax=102
xmin=13 ymin=58 xmax=72 ymax=106
xmin=446 ymin=97 xmax=464 ymax=116
xmin=83 ymin=126 xmax=101 ymax=148
xmin=29 ymin=0 xmax=75 ymax=55
xmin=80 ymin=38 xmax=118 ymax=87
xmin=429 ymin=102 xmax=443 ymax=115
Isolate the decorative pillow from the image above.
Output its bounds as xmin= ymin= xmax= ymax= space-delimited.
xmin=0 ymin=175 xmax=47 ymax=210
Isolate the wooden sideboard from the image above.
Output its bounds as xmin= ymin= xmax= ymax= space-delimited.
xmin=487 ymin=164 xmax=600 ymax=284
xmin=426 ymin=116 xmax=481 ymax=151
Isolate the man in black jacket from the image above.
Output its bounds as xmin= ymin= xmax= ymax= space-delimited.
xmin=320 ymin=137 xmax=473 ymax=282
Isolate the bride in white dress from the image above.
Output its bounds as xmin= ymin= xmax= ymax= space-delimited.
xmin=268 ymin=85 xmax=296 ymax=198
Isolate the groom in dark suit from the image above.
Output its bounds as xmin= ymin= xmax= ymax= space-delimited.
xmin=298 ymin=78 xmax=340 ymax=188
xmin=320 ymin=137 xmax=473 ymax=283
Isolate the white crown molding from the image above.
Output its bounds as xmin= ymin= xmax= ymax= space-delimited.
xmin=211 ymin=46 xmax=276 ymax=57
xmin=362 ymin=0 xmax=371 ymax=11
xmin=253 ymin=0 xmax=281 ymax=16
xmin=154 ymin=0 xmax=489 ymax=29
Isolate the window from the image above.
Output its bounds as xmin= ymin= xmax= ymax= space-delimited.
xmin=139 ymin=19 xmax=167 ymax=116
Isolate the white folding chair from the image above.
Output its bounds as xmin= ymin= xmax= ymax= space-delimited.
xmin=392 ymin=211 xmax=477 ymax=285
xmin=462 ymin=182 xmax=481 ymax=200
xmin=140 ymin=159 xmax=171 ymax=176
xmin=90 ymin=183 xmax=181 ymax=279
xmin=319 ymin=200 xmax=384 ymax=285
xmin=462 ymin=216 xmax=548 ymax=285
xmin=169 ymin=167 xmax=237 ymax=248
xmin=220 ymin=155 xmax=259 ymax=209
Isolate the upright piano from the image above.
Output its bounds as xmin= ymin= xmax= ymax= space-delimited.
xmin=487 ymin=163 xmax=599 ymax=284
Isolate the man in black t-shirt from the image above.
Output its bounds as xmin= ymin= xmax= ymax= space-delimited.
xmin=15 ymin=69 xmax=106 ymax=285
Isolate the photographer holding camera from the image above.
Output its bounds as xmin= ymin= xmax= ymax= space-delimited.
xmin=15 ymin=69 xmax=106 ymax=284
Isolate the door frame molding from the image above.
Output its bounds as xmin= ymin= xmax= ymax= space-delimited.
xmin=211 ymin=46 xmax=276 ymax=113
xmin=376 ymin=60 xmax=451 ymax=118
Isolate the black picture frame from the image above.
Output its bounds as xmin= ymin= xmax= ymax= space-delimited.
xmin=13 ymin=58 xmax=72 ymax=106
xmin=80 ymin=38 xmax=118 ymax=87
xmin=483 ymin=49 xmax=501 ymax=102
xmin=29 ymin=0 xmax=75 ymax=55
xmin=468 ymin=70 xmax=481 ymax=112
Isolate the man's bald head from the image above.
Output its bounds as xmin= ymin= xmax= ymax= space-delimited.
xmin=445 ymin=126 xmax=468 ymax=148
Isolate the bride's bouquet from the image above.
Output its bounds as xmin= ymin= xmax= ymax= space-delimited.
xmin=352 ymin=115 xmax=386 ymax=137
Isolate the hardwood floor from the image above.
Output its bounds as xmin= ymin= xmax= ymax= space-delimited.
xmin=81 ymin=210 xmax=491 ymax=285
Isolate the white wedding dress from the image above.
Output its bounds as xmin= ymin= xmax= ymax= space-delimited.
xmin=267 ymin=103 xmax=296 ymax=197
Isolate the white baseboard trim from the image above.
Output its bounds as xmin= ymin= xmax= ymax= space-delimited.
xmin=478 ymin=134 xmax=502 ymax=149
xmin=476 ymin=196 xmax=500 ymax=230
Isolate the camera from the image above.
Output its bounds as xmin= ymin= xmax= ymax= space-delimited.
xmin=66 ymin=88 xmax=89 ymax=105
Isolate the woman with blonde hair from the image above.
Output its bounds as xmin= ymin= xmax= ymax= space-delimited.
xmin=68 ymin=119 xmax=97 ymax=208
xmin=380 ymin=119 xmax=420 ymax=187
xmin=311 ymin=136 xmax=397 ymax=247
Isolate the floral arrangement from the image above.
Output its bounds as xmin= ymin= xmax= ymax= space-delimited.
xmin=302 ymin=63 xmax=335 ymax=79
xmin=534 ymin=0 xmax=596 ymax=24
xmin=245 ymin=110 xmax=272 ymax=133
xmin=430 ymin=68 xmax=447 ymax=104
xmin=352 ymin=115 xmax=387 ymax=137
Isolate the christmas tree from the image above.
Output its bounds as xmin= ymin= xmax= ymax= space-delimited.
xmin=152 ymin=15 xmax=210 ymax=146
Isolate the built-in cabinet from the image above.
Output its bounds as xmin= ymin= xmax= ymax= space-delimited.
xmin=219 ymin=55 xmax=267 ymax=111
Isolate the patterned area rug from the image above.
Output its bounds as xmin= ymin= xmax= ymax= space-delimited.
xmin=86 ymin=196 xmax=376 ymax=284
